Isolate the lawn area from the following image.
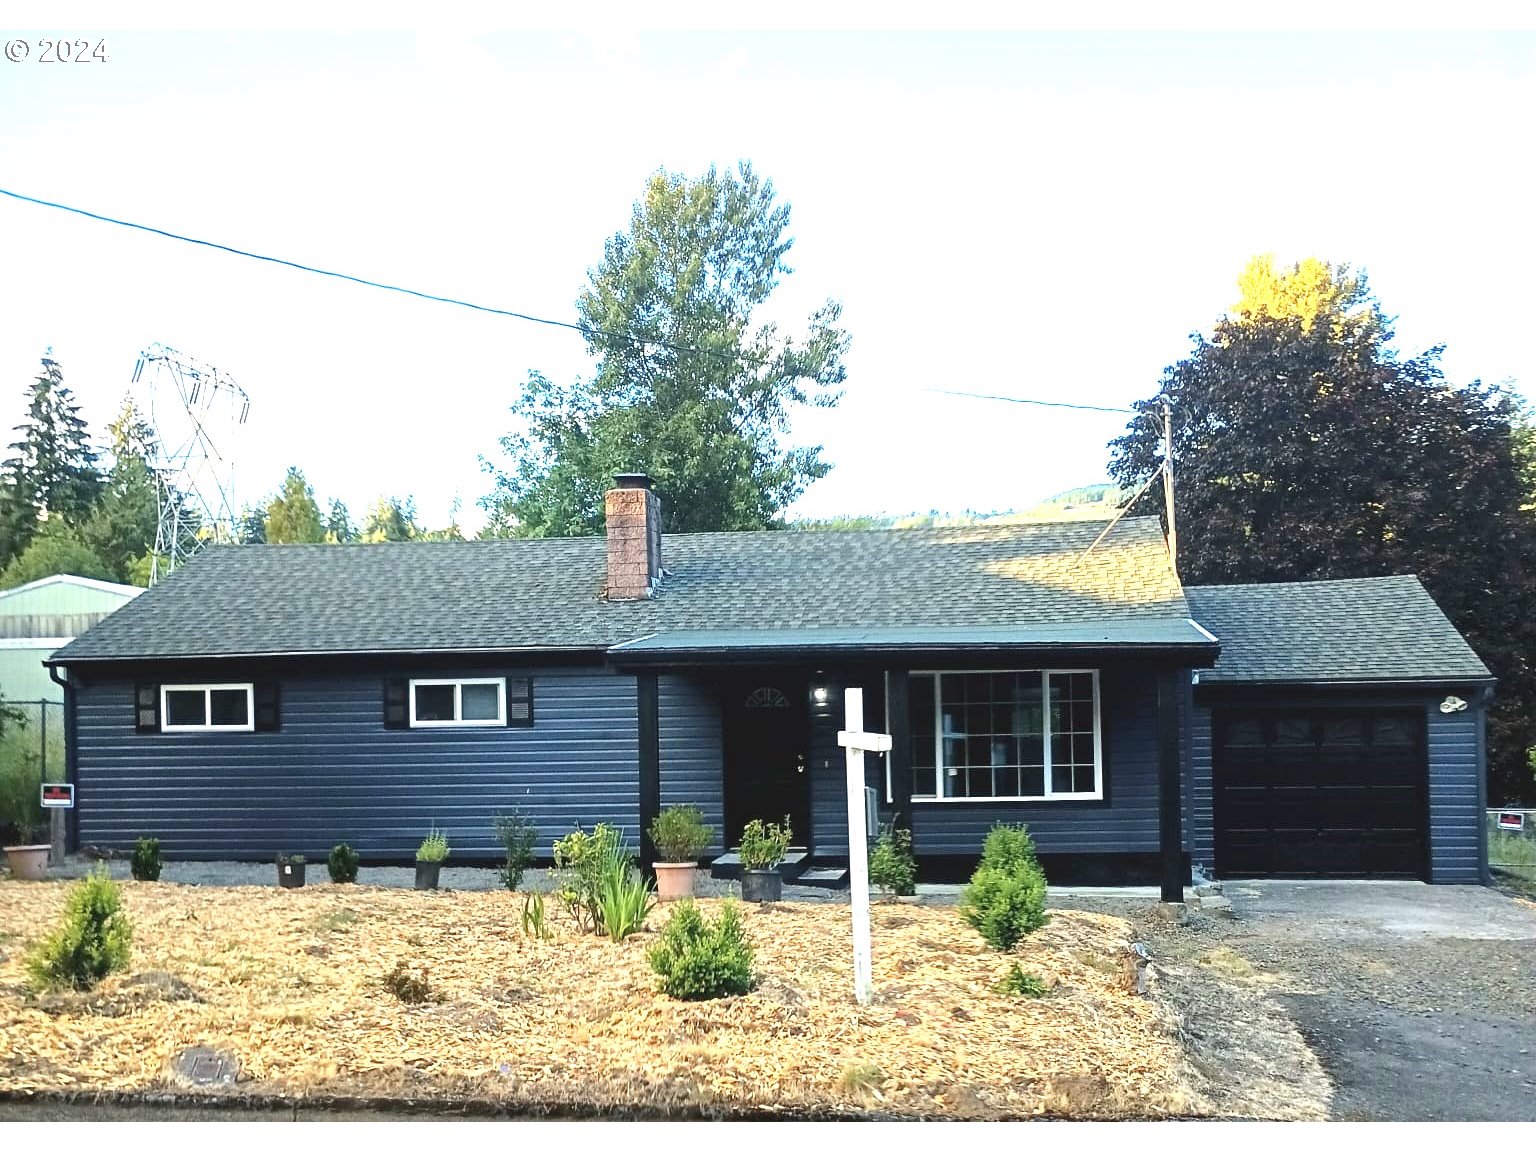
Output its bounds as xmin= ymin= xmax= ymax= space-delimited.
xmin=0 ymin=880 xmax=1200 ymax=1119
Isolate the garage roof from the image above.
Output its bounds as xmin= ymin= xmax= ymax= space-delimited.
xmin=1187 ymin=575 xmax=1491 ymax=684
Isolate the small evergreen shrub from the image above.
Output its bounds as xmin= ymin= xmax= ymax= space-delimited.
xmin=649 ymin=804 xmax=712 ymax=862
xmin=647 ymin=900 xmax=755 ymax=1000
xmin=492 ymin=809 xmax=537 ymax=890
xmin=27 ymin=867 xmax=132 ymax=990
xmin=416 ymin=827 xmax=450 ymax=863
xmin=997 ymin=962 xmax=1049 ymax=998
xmin=130 ymin=837 xmax=162 ymax=882
xmin=960 ymin=822 xmax=1048 ymax=951
xmin=328 ymin=842 xmax=360 ymax=883
xmin=383 ymin=960 xmax=431 ymax=1003
xmin=737 ymin=816 xmax=792 ymax=871
xmin=868 ymin=824 xmax=916 ymax=897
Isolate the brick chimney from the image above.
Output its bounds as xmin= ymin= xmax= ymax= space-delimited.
xmin=604 ymin=473 xmax=662 ymax=600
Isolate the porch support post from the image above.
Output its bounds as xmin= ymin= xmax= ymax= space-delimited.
xmin=637 ymin=671 xmax=661 ymax=874
xmin=1156 ymin=668 xmax=1184 ymax=903
xmin=884 ymin=670 xmax=912 ymax=831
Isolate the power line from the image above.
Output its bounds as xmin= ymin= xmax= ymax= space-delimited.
xmin=0 ymin=185 xmax=751 ymax=366
xmin=926 ymin=387 xmax=1139 ymax=415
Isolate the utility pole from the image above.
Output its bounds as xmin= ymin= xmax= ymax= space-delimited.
xmin=1161 ymin=400 xmax=1178 ymax=574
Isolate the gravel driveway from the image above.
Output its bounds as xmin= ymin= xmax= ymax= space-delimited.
xmin=1073 ymin=882 xmax=1536 ymax=1121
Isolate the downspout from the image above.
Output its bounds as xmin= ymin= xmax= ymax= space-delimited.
xmin=47 ymin=664 xmax=78 ymax=854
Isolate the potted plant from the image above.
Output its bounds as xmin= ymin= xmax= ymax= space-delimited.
xmin=649 ymin=804 xmax=713 ymax=901
xmin=737 ymin=816 xmax=792 ymax=903
xmin=276 ymin=853 xmax=306 ymax=889
xmin=4 ymin=821 xmax=51 ymax=881
xmin=415 ymin=826 xmax=449 ymax=890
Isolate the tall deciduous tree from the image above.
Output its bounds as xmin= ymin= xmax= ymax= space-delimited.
xmin=0 ymin=521 xmax=113 ymax=589
xmin=0 ymin=354 xmax=101 ymax=565
xmin=481 ymin=162 xmax=849 ymax=536
xmin=1110 ymin=257 xmax=1536 ymax=804
xmin=265 ymin=468 xmax=327 ymax=544
xmin=360 ymin=497 xmax=420 ymax=542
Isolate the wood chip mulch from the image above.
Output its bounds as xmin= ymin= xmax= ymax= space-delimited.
xmin=0 ymin=881 xmax=1206 ymax=1118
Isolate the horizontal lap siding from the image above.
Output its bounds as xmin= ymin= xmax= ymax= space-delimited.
xmin=75 ymin=669 xmax=639 ymax=860
xmin=1428 ymin=707 xmax=1482 ymax=883
xmin=657 ymin=675 xmax=725 ymax=855
xmin=912 ymin=668 xmax=1160 ymax=857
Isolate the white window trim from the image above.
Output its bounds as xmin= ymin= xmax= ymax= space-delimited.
xmin=408 ymin=677 xmax=506 ymax=728
xmin=160 ymin=683 xmax=255 ymax=733
xmin=908 ymin=668 xmax=1104 ymax=804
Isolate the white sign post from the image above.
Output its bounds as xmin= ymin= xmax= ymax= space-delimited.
xmin=837 ymin=687 xmax=891 ymax=1006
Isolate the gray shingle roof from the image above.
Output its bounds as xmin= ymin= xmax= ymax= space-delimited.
xmin=1186 ymin=575 xmax=1490 ymax=684
xmin=53 ymin=517 xmax=1187 ymax=661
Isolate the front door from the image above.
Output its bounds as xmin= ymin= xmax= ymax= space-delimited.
xmin=723 ymin=675 xmax=811 ymax=849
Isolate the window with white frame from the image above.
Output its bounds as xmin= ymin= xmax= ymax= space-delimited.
xmin=907 ymin=671 xmax=1102 ymax=801
xmin=409 ymin=678 xmax=507 ymax=727
xmin=160 ymin=683 xmax=255 ymax=732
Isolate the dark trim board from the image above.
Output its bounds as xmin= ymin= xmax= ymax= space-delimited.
xmin=636 ymin=671 xmax=661 ymax=871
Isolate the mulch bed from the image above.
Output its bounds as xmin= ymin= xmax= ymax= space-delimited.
xmin=0 ymin=881 xmax=1205 ymax=1118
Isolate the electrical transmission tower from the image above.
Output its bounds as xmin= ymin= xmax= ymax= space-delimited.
xmin=130 ymin=344 xmax=251 ymax=585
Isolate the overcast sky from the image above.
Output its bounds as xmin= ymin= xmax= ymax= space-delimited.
xmin=2 ymin=28 xmax=1531 ymax=531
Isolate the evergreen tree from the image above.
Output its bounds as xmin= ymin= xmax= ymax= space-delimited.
xmin=0 ymin=354 xmax=102 ymax=565
xmin=325 ymin=499 xmax=355 ymax=543
xmin=237 ymin=507 xmax=267 ymax=545
xmin=360 ymin=497 xmax=420 ymax=542
xmin=264 ymin=468 xmax=326 ymax=544
xmin=79 ymin=397 xmax=161 ymax=583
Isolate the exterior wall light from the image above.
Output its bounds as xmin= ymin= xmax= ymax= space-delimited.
xmin=812 ymin=686 xmax=829 ymax=704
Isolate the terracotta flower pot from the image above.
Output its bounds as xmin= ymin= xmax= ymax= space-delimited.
xmin=653 ymin=861 xmax=698 ymax=901
xmin=740 ymin=867 xmax=782 ymax=903
xmin=4 ymin=844 xmax=50 ymax=881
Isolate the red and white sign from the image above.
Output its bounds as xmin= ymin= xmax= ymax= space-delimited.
xmin=1497 ymin=811 xmax=1525 ymax=831
xmin=40 ymin=783 xmax=74 ymax=809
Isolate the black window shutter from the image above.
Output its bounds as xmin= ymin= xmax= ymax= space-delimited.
xmin=134 ymin=684 xmax=160 ymax=733
xmin=506 ymin=677 xmax=534 ymax=727
xmin=254 ymin=682 xmax=281 ymax=732
xmin=383 ymin=678 xmax=409 ymax=729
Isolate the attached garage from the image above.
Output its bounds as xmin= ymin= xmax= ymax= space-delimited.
xmin=1212 ymin=708 xmax=1427 ymax=878
xmin=1187 ymin=576 xmax=1493 ymax=884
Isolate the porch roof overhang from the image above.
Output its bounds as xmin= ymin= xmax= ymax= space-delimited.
xmin=606 ymin=620 xmax=1221 ymax=667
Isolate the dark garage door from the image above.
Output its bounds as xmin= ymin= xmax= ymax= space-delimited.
xmin=1214 ymin=710 xmax=1427 ymax=878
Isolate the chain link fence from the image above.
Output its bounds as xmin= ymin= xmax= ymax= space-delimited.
xmin=1488 ymin=809 xmax=1536 ymax=879
xmin=1 ymin=698 xmax=66 ymax=838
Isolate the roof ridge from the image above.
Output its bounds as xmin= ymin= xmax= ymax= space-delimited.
xmin=1188 ymin=574 xmax=1423 ymax=592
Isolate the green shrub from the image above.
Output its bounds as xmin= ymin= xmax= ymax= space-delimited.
xmin=649 ymin=804 xmax=712 ymax=863
xmin=647 ymin=901 xmax=755 ymax=1000
xmin=595 ymin=864 xmax=656 ymax=942
xmin=416 ymin=826 xmax=449 ymax=863
xmin=997 ymin=962 xmax=1049 ymax=998
xmin=493 ymin=809 xmax=537 ymax=890
xmin=26 ymin=867 xmax=132 ymax=990
xmin=960 ymin=823 xmax=1048 ymax=951
xmin=0 ymin=735 xmax=43 ymax=845
xmin=553 ymin=823 xmax=631 ymax=933
xmin=868 ymin=824 xmax=916 ymax=897
xmin=130 ymin=837 xmax=162 ymax=882
xmin=327 ymin=842 xmax=360 ymax=883
xmin=737 ymin=816 xmax=792 ymax=871
xmin=979 ymin=822 xmax=1040 ymax=872
xmin=383 ymin=960 xmax=431 ymax=1003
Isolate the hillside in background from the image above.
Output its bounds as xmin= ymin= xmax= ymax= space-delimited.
xmin=789 ymin=482 xmax=1124 ymax=530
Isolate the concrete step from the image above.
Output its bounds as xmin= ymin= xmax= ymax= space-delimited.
xmin=794 ymin=866 xmax=849 ymax=889
xmin=709 ymin=849 xmax=808 ymax=881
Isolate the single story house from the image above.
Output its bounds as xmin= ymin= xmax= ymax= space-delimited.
xmin=46 ymin=475 xmax=1492 ymax=896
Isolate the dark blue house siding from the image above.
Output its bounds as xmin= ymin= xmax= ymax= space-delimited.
xmin=657 ymin=674 xmax=725 ymax=854
xmin=74 ymin=668 xmax=641 ymax=860
xmin=1427 ymin=706 xmax=1482 ymax=883
xmin=910 ymin=667 xmax=1161 ymax=858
